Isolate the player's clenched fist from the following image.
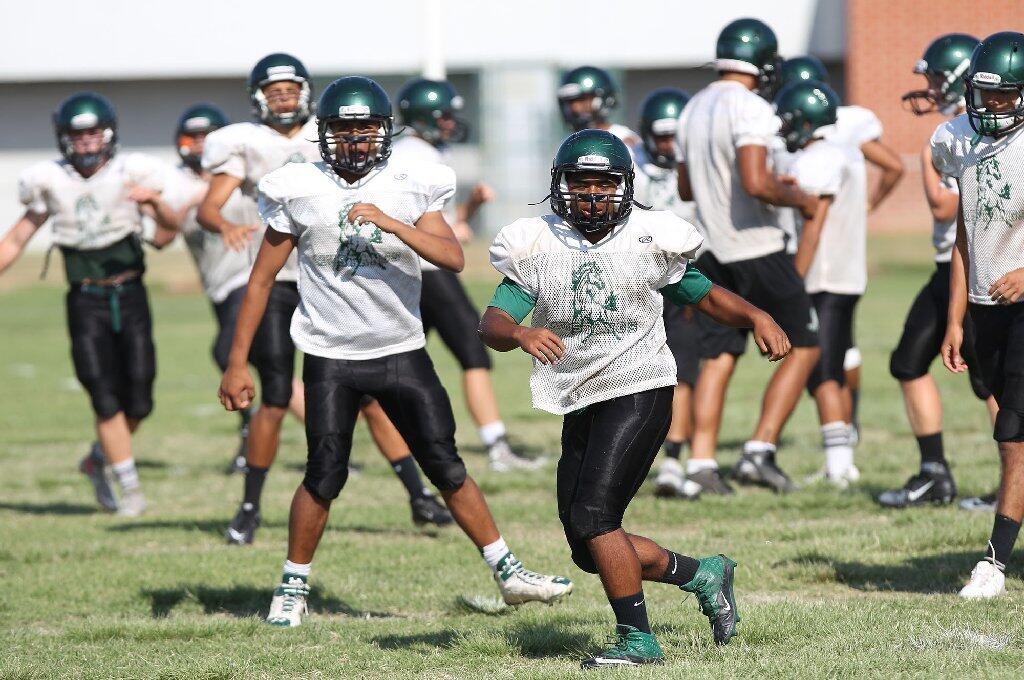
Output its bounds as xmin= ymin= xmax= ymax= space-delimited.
xmin=514 ymin=326 xmax=565 ymax=365
xmin=219 ymin=365 xmax=256 ymax=411
xmin=348 ymin=203 xmax=401 ymax=233
xmin=752 ymin=313 xmax=791 ymax=362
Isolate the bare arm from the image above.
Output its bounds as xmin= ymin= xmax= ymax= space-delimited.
xmin=197 ymin=173 xmax=257 ymax=250
xmin=920 ymin=147 xmax=958 ymax=223
xmin=737 ymin=145 xmax=818 ymax=217
xmin=792 ymin=195 xmax=834 ymax=278
xmin=479 ymin=306 xmax=565 ymax=364
xmin=348 ymin=204 xmax=464 ymax=272
xmin=941 ymin=199 xmax=969 ymax=373
xmin=861 ymin=139 xmax=904 ymax=212
xmin=694 ymin=284 xmax=791 ymax=361
xmin=218 ymin=229 xmax=295 ymax=410
xmin=0 ymin=211 xmax=48 ymax=275
xmin=676 ymin=162 xmax=693 ymax=201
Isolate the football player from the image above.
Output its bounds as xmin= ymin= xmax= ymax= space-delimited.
xmin=631 ymin=87 xmax=706 ymax=498
xmin=389 ymin=77 xmax=541 ymax=471
xmin=481 ymin=129 xmax=790 ymax=667
xmin=217 ymin=76 xmax=573 ymax=627
xmin=0 ymin=93 xmax=179 ymax=516
xmin=557 ymin=66 xmax=640 ymax=147
xmin=196 ymin=55 xmax=452 ymax=545
xmin=677 ymin=18 xmax=822 ymax=494
xmin=775 ymin=80 xmax=867 ymax=487
xmin=779 ymin=54 xmax=906 ymax=429
xmin=879 ymin=34 xmax=999 ymax=510
xmin=939 ymin=31 xmax=1024 ymax=598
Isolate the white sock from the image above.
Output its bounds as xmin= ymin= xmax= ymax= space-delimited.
xmin=111 ymin=459 xmax=140 ymax=491
xmin=479 ymin=421 xmax=507 ymax=447
xmin=822 ymin=422 xmax=854 ymax=476
xmin=743 ymin=440 xmax=776 ymax=455
xmin=480 ymin=536 xmax=510 ymax=571
xmin=686 ymin=458 xmax=718 ymax=475
xmin=283 ymin=560 xmax=311 ymax=578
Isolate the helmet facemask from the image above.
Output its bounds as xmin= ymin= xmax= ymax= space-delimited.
xmin=641 ymin=118 xmax=680 ymax=169
xmin=550 ymin=163 xmax=634 ymax=235
xmin=558 ymin=85 xmax=614 ymax=131
xmin=59 ymin=123 xmax=116 ymax=171
xmin=966 ymin=73 xmax=1024 ymax=137
xmin=413 ymin=108 xmax=469 ymax=148
xmin=757 ymin=56 xmax=783 ymax=101
xmin=253 ymin=79 xmax=312 ymax=127
xmin=318 ymin=113 xmax=394 ymax=175
xmin=776 ymin=112 xmax=816 ymax=153
xmin=902 ymin=61 xmax=970 ymax=116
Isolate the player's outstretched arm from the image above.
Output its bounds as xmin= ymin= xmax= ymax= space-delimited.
xmin=0 ymin=211 xmax=48 ymax=276
xmin=197 ymin=173 xmax=257 ymax=251
xmin=941 ymin=201 xmax=969 ymax=374
xmin=792 ymin=195 xmax=834 ymax=277
xmin=737 ymin=145 xmax=819 ymax=218
xmin=479 ymin=306 xmax=565 ymax=365
xmin=862 ymin=139 xmax=904 ymax=212
xmin=219 ymin=229 xmax=295 ymax=411
xmin=696 ymin=285 xmax=791 ymax=361
xmin=348 ymin=204 xmax=464 ymax=272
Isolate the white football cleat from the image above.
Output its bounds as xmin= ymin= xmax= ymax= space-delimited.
xmin=493 ymin=553 xmax=573 ymax=605
xmin=116 ymin=489 xmax=147 ymax=517
xmin=959 ymin=560 xmax=1006 ymax=600
xmin=654 ymin=458 xmax=686 ymax=497
xmin=266 ymin=576 xmax=310 ymax=627
xmin=488 ymin=437 xmax=545 ymax=472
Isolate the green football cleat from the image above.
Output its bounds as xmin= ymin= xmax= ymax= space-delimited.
xmin=581 ymin=625 xmax=665 ymax=669
xmin=681 ymin=554 xmax=740 ymax=645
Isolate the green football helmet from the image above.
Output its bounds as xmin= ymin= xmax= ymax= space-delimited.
xmin=248 ymin=53 xmax=313 ymax=127
xmin=779 ymin=55 xmax=829 ymax=87
xmin=316 ymin=76 xmax=394 ymax=174
xmin=175 ymin=103 xmax=229 ymax=170
xmin=773 ymin=80 xmax=840 ymax=152
xmin=638 ymin=87 xmax=690 ymax=168
xmin=557 ymin=66 xmax=618 ymax=131
xmin=902 ymin=33 xmax=979 ymax=116
xmin=966 ymin=31 xmax=1024 ymax=137
xmin=396 ymin=78 xmax=468 ymax=147
xmin=550 ymin=129 xmax=637 ymax=233
xmin=53 ymin=92 xmax=118 ymax=170
xmin=716 ymin=18 xmax=781 ymax=99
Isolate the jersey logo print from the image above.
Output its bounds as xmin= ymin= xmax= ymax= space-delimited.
xmin=570 ymin=261 xmax=622 ymax=342
xmin=332 ymin=202 xmax=387 ymax=276
xmin=284 ymin=152 xmax=307 ymax=166
xmin=74 ymin=194 xmax=110 ymax=246
xmin=974 ymin=156 xmax=1012 ymax=227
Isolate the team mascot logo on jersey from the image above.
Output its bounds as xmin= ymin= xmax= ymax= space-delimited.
xmin=570 ymin=261 xmax=635 ymax=342
xmin=74 ymin=194 xmax=109 ymax=246
xmin=974 ymin=157 xmax=1012 ymax=224
xmin=333 ymin=203 xmax=387 ymax=276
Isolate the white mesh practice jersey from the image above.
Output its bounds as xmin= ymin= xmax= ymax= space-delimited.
xmin=768 ymin=136 xmax=800 ymax=255
xmin=18 ymin=154 xmax=166 ymax=250
xmin=164 ymin=165 xmax=258 ymax=303
xmin=490 ymin=210 xmax=703 ymax=414
xmin=932 ymin=115 xmax=1024 ymax=305
xmin=607 ymin=123 xmax=640 ymax=149
xmin=927 ymin=136 xmax=960 ymax=263
xmin=677 ymin=80 xmax=784 ymax=263
xmin=791 ymin=140 xmax=868 ymax=295
xmin=389 ymin=135 xmax=453 ymax=273
xmin=259 ymin=160 xmax=456 ymax=359
xmin=202 ymin=119 xmax=320 ymax=200
xmin=632 ymin=146 xmax=698 ymax=225
xmin=824 ymin=105 xmax=883 ymax=148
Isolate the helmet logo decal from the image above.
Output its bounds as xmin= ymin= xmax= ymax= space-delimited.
xmin=183 ymin=117 xmax=211 ymax=131
xmin=576 ymin=154 xmax=611 ymax=169
xmin=266 ymin=65 xmax=297 ymax=77
xmin=973 ymin=72 xmax=1003 ymax=87
xmin=973 ymin=157 xmax=1012 ymax=225
xmin=651 ymin=118 xmax=677 ymax=135
xmin=338 ymin=104 xmax=371 ymax=116
xmin=70 ymin=112 xmax=99 ymax=130
xmin=557 ymin=83 xmax=583 ymax=98
xmin=332 ymin=202 xmax=388 ymax=277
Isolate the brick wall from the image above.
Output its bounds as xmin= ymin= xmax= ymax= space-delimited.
xmin=845 ymin=0 xmax=1024 ymax=232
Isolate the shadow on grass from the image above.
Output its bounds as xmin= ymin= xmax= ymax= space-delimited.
xmin=135 ymin=459 xmax=170 ymax=470
xmin=373 ymin=629 xmax=459 ymax=651
xmin=780 ymin=550 xmax=984 ymax=594
xmin=505 ymin=620 xmax=591 ymax=659
xmin=106 ymin=518 xmax=281 ymax=536
xmin=141 ymin=584 xmax=395 ymax=619
xmin=0 ymin=501 xmax=97 ymax=515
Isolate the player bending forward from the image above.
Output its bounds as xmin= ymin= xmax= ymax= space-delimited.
xmin=218 ymin=76 xmax=572 ymax=626
xmin=480 ymin=129 xmax=791 ymax=668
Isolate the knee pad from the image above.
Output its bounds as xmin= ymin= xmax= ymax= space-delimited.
xmin=84 ymin=379 xmax=122 ymax=420
xmin=994 ymin=408 xmax=1024 ymax=442
xmin=415 ymin=448 xmax=467 ymax=492
xmin=259 ymin=370 xmax=294 ymax=408
xmin=558 ymin=511 xmax=599 ymax=573
xmin=303 ymin=433 xmax=352 ymax=500
xmin=889 ymin=350 xmax=927 ymax=382
xmin=122 ymin=392 xmax=153 ymax=421
xmin=970 ymin=372 xmax=993 ymax=402
xmin=566 ymin=501 xmax=621 ymax=544
xmin=843 ymin=347 xmax=863 ymax=371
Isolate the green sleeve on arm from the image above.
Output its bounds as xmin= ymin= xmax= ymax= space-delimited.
xmin=488 ymin=277 xmax=537 ymax=323
xmin=660 ymin=266 xmax=713 ymax=307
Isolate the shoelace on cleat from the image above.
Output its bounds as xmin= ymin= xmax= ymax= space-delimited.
xmin=277 ymin=581 xmax=309 ymax=614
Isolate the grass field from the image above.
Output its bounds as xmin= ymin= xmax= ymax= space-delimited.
xmin=1 ymin=235 xmax=1022 ymax=679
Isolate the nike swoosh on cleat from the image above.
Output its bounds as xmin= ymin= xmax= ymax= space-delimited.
xmin=906 ymin=480 xmax=935 ymax=502
xmin=226 ymin=528 xmax=246 ymax=541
